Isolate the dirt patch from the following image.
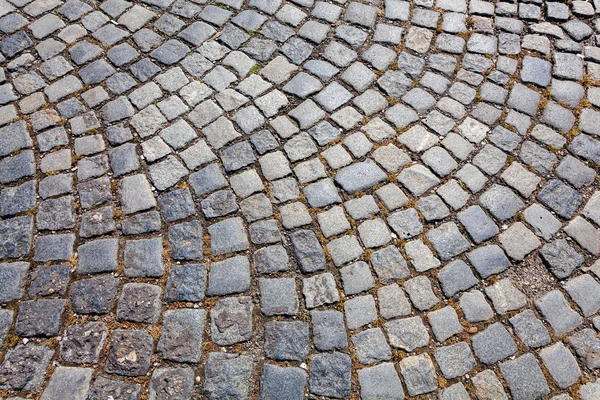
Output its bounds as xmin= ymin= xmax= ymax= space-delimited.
xmin=505 ymin=252 xmax=558 ymax=299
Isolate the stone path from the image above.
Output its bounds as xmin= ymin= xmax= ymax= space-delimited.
xmin=0 ymin=0 xmax=600 ymax=398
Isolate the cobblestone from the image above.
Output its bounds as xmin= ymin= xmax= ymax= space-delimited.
xmin=0 ymin=0 xmax=598 ymax=398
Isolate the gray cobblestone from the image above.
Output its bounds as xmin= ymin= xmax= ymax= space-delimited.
xmin=1 ymin=0 xmax=598 ymax=395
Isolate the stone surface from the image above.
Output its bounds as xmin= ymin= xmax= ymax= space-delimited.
xmin=309 ymin=352 xmax=351 ymax=398
xmin=399 ymin=354 xmax=438 ymax=396
xmin=2 ymin=0 xmax=599 ymax=396
xmin=500 ymin=353 xmax=550 ymax=400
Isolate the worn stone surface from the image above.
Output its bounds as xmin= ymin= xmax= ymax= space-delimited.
xmin=1 ymin=0 xmax=598 ymax=396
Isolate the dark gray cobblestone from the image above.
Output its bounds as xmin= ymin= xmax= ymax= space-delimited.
xmin=0 ymin=0 xmax=599 ymax=398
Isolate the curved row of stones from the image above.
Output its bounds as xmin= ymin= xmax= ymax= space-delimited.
xmin=0 ymin=0 xmax=599 ymax=398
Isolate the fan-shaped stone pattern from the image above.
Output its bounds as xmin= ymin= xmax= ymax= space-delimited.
xmin=0 ymin=0 xmax=599 ymax=398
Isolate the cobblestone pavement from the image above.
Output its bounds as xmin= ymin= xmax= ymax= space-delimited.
xmin=2 ymin=0 xmax=600 ymax=398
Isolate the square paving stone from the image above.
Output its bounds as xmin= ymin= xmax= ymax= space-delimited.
xmin=344 ymin=195 xmax=379 ymax=220
xmin=437 ymin=259 xmax=478 ymax=297
xmin=157 ymin=188 xmax=196 ymax=222
xmin=351 ymin=328 xmax=391 ymax=365
xmin=556 ymin=155 xmax=595 ymax=189
xmin=230 ymin=169 xmax=264 ymax=199
xmin=189 ymin=164 xmax=228 ymax=197
xmin=472 ymin=370 xmax=508 ymax=400
xmin=479 ymin=184 xmax=525 ymax=221
xmin=207 ymin=255 xmax=250 ymax=296
xmin=60 ymin=322 xmax=108 ymax=364
xmin=335 ymin=161 xmax=387 ymax=194
xmin=455 ymin=164 xmax=487 ymax=193
xmin=124 ymin=237 xmax=164 ymax=277
xmin=404 ymin=275 xmax=440 ymax=311
xmin=539 ymin=342 xmax=581 ymax=389
xmin=344 ymin=132 xmax=376 ymax=159
xmin=303 ymin=273 xmax=340 ymax=309
xmin=249 ymin=219 xmax=280 ymax=245
xmin=121 ymin=211 xmax=161 ymax=235
xmin=40 ymin=174 xmax=73 ymax=200
xmin=375 ymin=183 xmax=409 ymax=211
xmin=119 ymin=174 xmax=156 ymax=215
xmin=501 ymin=162 xmax=542 ymax=197
xmin=344 ymin=294 xmax=377 ymax=330
xmin=168 ymin=220 xmax=203 ymax=261
xmin=77 ymin=176 xmax=111 ymax=209
xmin=77 ymin=238 xmax=118 ymax=275
xmin=426 ymin=222 xmax=471 ymax=261
xmin=565 ymin=216 xmax=600 ymax=256
xmin=467 ymin=245 xmax=510 ymax=278
xmin=340 ymin=261 xmax=375 ymax=296
xmin=568 ymin=328 xmax=600 ymax=370
xmin=388 ymin=208 xmax=423 ymax=240
xmin=0 ymin=214 xmax=34 ymax=259
xmin=289 ymin=229 xmax=326 ymax=273
xmin=564 ymin=274 xmax=600 ymax=317
xmin=105 ymin=329 xmax=153 ymax=377
xmin=521 ymin=55 xmax=551 ymax=87
xmin=164 ymin=263 xmax=206 ymax=302
xmin=210 ymin=296 xmax=253 ymax=346
xmin=435 ymin=342 xmax=476 ymax=379
xmin=472 ymin=322 xmax=518 ymax=365
xmin=428 ymin=306 xmax=463 ymax=342
xmin=16 ymin=299 xmax=65 ymax=337
xmin=280 ymin=202 xmax=311 ymax=229
xmin=37 ymin=196 xmax=75 ymax=231
xmin=80 ymin=206 xmax=116 ymax=238
xmin=0 ymin=342 xmax=54 ymax=391
xmin=485 ymin=278 xmax=527 ymax=315
xmin=70 ymin=275 xmax=119 ymax=315
xmin=309 ymin=352 xmax=351 ymax=399
xmin=259 ymin=364 xmax=307 ymax=400
xmin=385 ymin=316 xmax=430 ymax=351
xmin=148 ymin=368 xmax=194 ymax=400
xmin=204 ymin=353 xmax=253 ymax=400
xmin=399 ymin=354 xmax=438 ymax=396
xmin=416 ymin=194 xmax=450 ymax=221
xmin=264 ymin=321 xmax=309 ymax=361
xmin=537 ymin=179 xmax=583 ymax=220
xmin=158 ymin=308 xmax=206 ymax=363
xmin=358 ymin=362 xmax=404 ymax=400
xmin=0 ymin=179 xmax=35 ymax=217
xmin=253 ymin=245 xmax=289 ymax=274
xmin=109 ymin=143 xmax=140 ymax=177
xmin=311 ymin=310 xmax=347 ymax=351
xmin=498 ymin=222 xmax=541 ymax=261
xmin=397 ymin=165 xmax=440 ymax=197
xmin=259 ymin=277 xmax=298 ymax=316
xmin=584 ymin=191 xmax=600 ymax=226
xmin=439 ymin=382 xmax=470 ymax=400
xmin=41 ymin=366 xmax=93 ymax=400
xmin=500 ymin=353 xmax=550 ymax=400
xmin=457 ymin=205 xmax=498 ymax=244
xmin=239 ymin=193 xmax=273 ymax=222
xmin=421 ymin=147 xmax=458 ymax=177
xmin=317 ymin=206 xmax=350 ymax=238
xmin=509 ymin=309 xmax=551 ymax=349
xmin=536 ymin=290 xmax=583 ymax=336
xmin=0 ymin=261 xmax=28 ymax=302
xmin=29 ymin=264 xmax=70 ymax=297
xmin=208 ymin=217 xmax=249 ymax=256
xmin=89 ymin=376 xmax=141 ymax=400
xmin=357 ymin=218 xmax=391 ymax=248
xmin=116 ymin=283 xmax=162 ymax=324
xmin=460 ymin=290 xmax=494 ymax=322
xmin=327 ymin=235 xmax=363 ymax=267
